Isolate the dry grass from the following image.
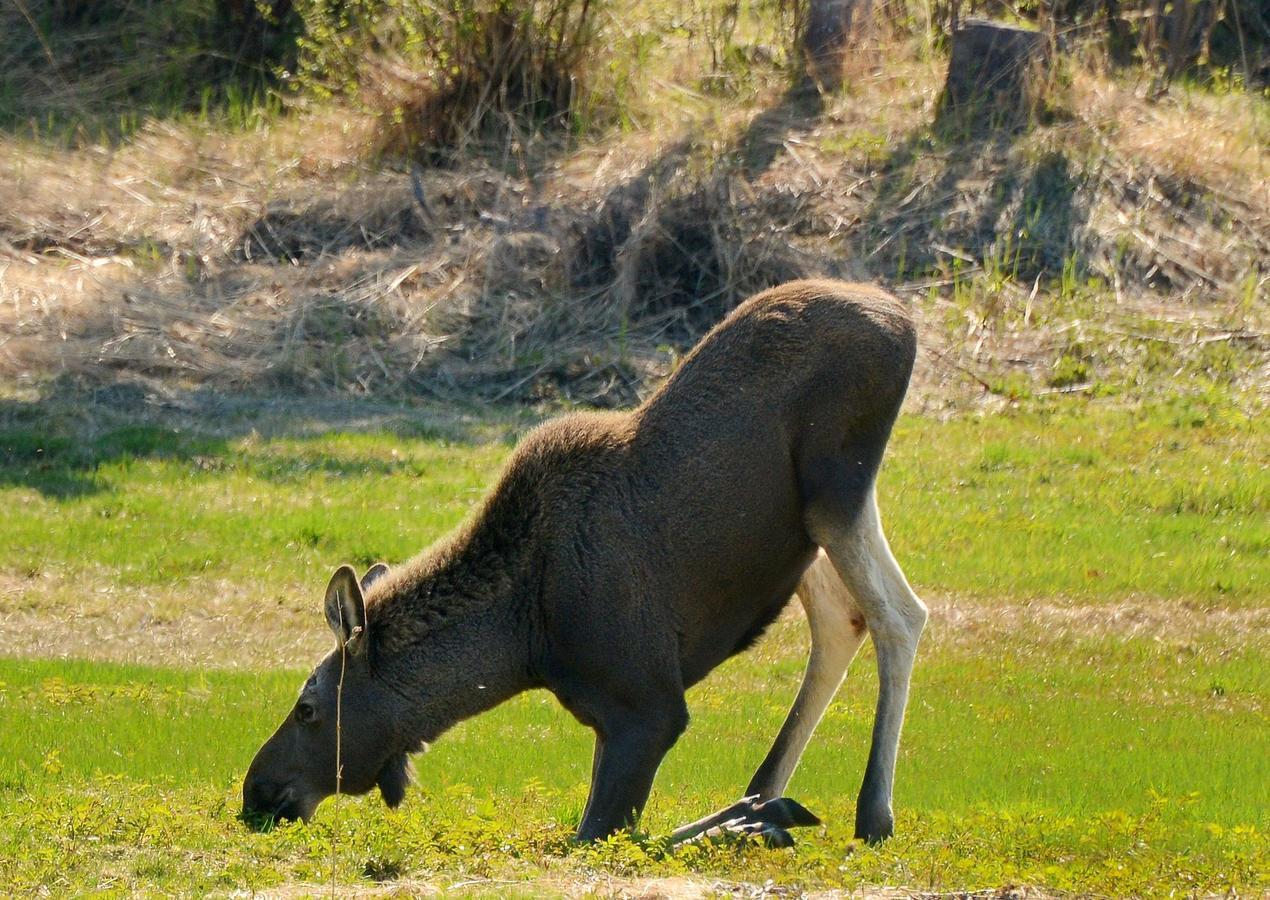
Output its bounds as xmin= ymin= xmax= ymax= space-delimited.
xmin=1 ymin=36 xmax=1266 ymax=407
xmin=1070 ymin=68 xmax=1269 ymax=298
xmin=0 ymin=572 xmax=327 ymax=669
xmin=1072 ymin=71 xmax=1270 ymax=202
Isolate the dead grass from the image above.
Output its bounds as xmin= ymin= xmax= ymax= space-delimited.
xmin=1072 ymin=69 xmax=1270 ymax=206
xmin=1 ymin=37 xmax=1266 ymax=407
xmin=0 ymin=568 xmax=327 ymax=669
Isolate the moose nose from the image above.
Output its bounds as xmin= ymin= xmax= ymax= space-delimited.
xmin=241 ymin=777 xmax=301 ymax=829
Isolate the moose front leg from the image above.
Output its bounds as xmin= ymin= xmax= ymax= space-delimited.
xmin=575 ymin=704 xmax=689 ymax=841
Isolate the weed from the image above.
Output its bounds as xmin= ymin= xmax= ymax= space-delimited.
xmin=1049 ymin=353 xmax=1092 ymax=388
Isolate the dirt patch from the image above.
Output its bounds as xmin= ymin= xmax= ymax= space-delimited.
xmin=925 ymin=595 xmax=1270 ymax=650
xmin=0 ymin=571 xmax=327 ymax=670
xmin=2 ymin=565 xmax=1262 ymax=671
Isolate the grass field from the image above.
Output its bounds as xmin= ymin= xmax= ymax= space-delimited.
xmin=0 ymin=395 xmax=1266 ymax=895
xmin=4 ymin=396 xmax=1264 ymax=605
xmin=0 ymin=621 xmax=1266 ymax=895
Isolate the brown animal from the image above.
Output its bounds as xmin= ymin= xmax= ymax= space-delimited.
xmin=242 ymin=279 xmax=927 ymax=846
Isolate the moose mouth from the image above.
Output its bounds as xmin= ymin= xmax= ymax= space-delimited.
xmin=241 ymin=744 xmax=420 ymax=830
xmin=241 ymin=781 xmax=320 ymax=830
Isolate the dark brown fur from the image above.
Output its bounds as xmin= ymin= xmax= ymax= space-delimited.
xmin=243 ymin=279 xmax=917 ymax=841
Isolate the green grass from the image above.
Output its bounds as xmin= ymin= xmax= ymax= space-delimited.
xmin=4 ymin=637 xmax=1265 ymax=826
xmin=1 ymin=398 xmax=1264 ymax=604
xmin=887 ymin=397 xmax=1267 ymax=602
xmin=0 ymin=397 xmax=1266 ymax=893
xmin=0 ymin=422 xmax=511 ymax=601
xmin=0 ymin=622 xmax=1265 ymax=894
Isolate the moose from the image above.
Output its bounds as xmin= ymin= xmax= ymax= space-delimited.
xmin=243 ymin=279 xmax=928 ymax=847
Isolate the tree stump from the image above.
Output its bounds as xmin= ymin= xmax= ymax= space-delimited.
xmin=802 ymin=0 xmax=874 ymax=93
xmin=938 ymin=20 xmax=1050 ymax=129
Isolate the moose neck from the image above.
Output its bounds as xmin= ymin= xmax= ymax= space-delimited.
xmin=367 ymin=495 xmax=542 ymax=745
xmin=386 ymin=611 xmax=532 ymax=745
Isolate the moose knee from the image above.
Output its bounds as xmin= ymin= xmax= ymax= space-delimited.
xmin=866 ymin=601 xmax=926 ymax=651
xmin=591 ymin=693 xmax=689 ymax=748
xmin=648 ymin=704 xmax=690 ymax=750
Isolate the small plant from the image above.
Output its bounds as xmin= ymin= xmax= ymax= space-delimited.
xmin=1049 ymin=353 xmax=1092 ymax=388
xmin=291 ymin=0 xmax=610 ymax=156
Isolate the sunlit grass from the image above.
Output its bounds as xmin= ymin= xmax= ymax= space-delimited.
xmin=1 ymin=398 xmax=1266 ymax=892
xmin=1 ymin=398 xmax=1264 ymax=604
xmin=885 ymin=398 xmax=1267 ymax=602
xmin=1 ymin=616 xmax=1265 ymax=894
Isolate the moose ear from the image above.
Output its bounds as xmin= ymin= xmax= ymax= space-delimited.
xmin=323 ymin=564 xmax=367 ymax=654
xmin=360 ymin=562 xmax=390 ymax=592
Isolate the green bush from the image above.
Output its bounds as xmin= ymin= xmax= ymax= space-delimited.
xmin=292 ymin=0 xmax=609 ymax=154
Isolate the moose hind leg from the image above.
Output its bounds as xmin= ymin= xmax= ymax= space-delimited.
xmin=669 ymin=552 xmax=866 ymax=848
xmin=746 ymin=551 xmax=869 ymax=800
xmin=807 ymin=483 xmax=927 ymax=844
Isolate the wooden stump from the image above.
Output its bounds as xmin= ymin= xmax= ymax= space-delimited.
xmin=938 ymin=20 xmax=1050 ymax=129
xmin=802 ymin=0 xmax=874 ymax=93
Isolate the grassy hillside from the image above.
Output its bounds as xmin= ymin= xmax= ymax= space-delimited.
xmin=1 ymin=2 xmax=1266 ymax=410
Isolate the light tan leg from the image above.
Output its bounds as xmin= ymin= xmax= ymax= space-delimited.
xmin=746 ymin=550 xmax=869 ymax=800
xmin=670 ymin=486 xmax=922 ymax=848
xmin=669 ymin=551 xmax=866 ymax=847
xmin=809 ymin=485 xmax=927 ymax=843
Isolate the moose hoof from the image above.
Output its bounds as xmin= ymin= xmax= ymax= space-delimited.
xmin=854 ymin=808 xmax=894 ymax=844
xmin=675 ymin=796 xmax=821 ymax=848
xmin=701 ymin=817 xmax=799 ymax=848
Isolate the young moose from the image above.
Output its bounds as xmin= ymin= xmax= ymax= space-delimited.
xmin=243 ymin=279 xmax=928 ymax=846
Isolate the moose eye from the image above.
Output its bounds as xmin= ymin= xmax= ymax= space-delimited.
xmin=295 ymin=701 xmax=318 ymax=725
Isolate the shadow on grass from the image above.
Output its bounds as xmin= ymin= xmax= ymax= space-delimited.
xmin=564 ymin=78 xmax=831 ymax=342
xmin=1 ymin=0 xmax=297 ymax=144
xmin=858 ymin=108 xmax=1090 ymax=285
xmin=734 ymin=79 xmax=826 ymax=178
xmin=49 ymin=77 xmax=835 ymax=408
xmin=0 ymin=377 xmax=514 ymax=499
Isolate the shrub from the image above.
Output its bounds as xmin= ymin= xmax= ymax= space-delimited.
xmin=292 ymin=0 xmax=608 ymax=155
xmin=0 ymin=0 xmax=299 ymax=138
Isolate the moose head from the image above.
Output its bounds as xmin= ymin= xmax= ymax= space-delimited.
xmin=241 ymin=564 xmax=415 ymax=827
